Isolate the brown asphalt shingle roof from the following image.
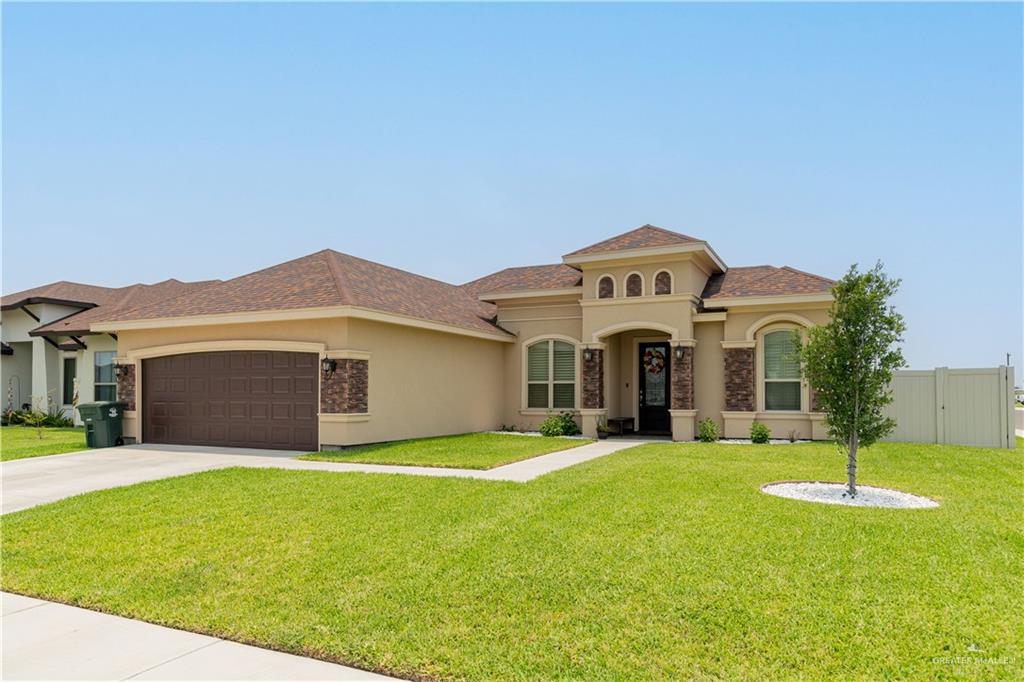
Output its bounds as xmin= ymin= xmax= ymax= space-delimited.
xmin=701 ymin=266 xmax=834 ymax=301
xmin=1 ymin=281 xmax=123 ymax=309
xmin=565 ymin=224 xmax=702 ymax=256
xmin=106 ymin=250 xmax=509 ymax=337
xmin=32 ymin=280 xmax=219 ymax=335
xmin=460 ymin=264 xmax=582 ymax=297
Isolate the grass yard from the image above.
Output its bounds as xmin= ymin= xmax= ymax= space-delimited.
xmin=298 ymin=431 xmax=590 ymax=469
xmin=0 ymin=425 xmax=86 ymax=462
xmin=2 ymin=441 xmax=1021 ymax=680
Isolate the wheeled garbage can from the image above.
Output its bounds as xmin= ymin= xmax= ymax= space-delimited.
xmin=77 ymin=401 xmax=127 ymax=448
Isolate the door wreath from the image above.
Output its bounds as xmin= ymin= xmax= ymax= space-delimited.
xmin=643 ymin=348 xmax=665 ymax=375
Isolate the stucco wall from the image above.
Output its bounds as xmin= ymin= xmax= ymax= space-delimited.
xmin=693 ymin=321 xmax=726 ymax=432
xmin=580 ymin=258 xmax=710 ymax=300
xmin=1 ymin=342 xmax=33 ymax=410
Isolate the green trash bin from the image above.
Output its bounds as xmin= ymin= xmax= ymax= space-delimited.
xmin=77 ymin=401 xmax=127 ymax=448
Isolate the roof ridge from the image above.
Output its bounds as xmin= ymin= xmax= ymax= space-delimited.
xmin=781 ymin=265 xmax=835 ymax=284
xmin=323 ymin=250 xmax=354 ymax=306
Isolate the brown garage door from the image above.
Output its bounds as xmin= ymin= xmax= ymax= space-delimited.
xmin=142 ymin=351 xmax=318 ymax=451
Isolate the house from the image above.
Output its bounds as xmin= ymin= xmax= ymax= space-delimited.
xmin=1 ymin=279 xmax=215 ymax=421
xmin=76 ymin=225 xmax=833 ymax=450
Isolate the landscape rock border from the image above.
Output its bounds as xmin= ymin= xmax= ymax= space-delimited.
xmin=760 ymin=480 xmax=939 ymax=509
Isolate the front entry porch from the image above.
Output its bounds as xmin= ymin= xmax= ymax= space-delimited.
xmin=578 ymin=327 xmax=697 ymax=441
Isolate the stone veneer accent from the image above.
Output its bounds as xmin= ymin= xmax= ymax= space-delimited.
xmin=670 ymin=347 xmax=694 ymax=410
xmin=598 ymin=276 xmax=614 ymax=299
xmin=320 ymin=358 xmax=369 ymax=414
xmin=655 ymin=271 xmax=672 ymax=295
xmin=809 ymin=386 xmax=821 ymax=412
xmin=116 ymin=364 xmax=136 ymax=411
xmin=581 ymin=349 xmax=604 ymax=409
xmin=626 ymin=274 xmax=642 ymax=297
xmin=724 ymin=348 xmax=755 ymax=412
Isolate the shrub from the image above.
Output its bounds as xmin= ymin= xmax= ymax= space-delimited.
xmin=538 ymin=412 xmax=580 ymax=437
xmin=750 ymin=421 xmax=771 ymax=444
xmin=698 ymin=418 xmax=719 ymax=442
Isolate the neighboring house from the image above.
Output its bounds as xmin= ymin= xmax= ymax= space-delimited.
xmin=85 ymin=225 xmax=834 ymax=451
xmin=0 ymin=279 xmax=216 ymax=422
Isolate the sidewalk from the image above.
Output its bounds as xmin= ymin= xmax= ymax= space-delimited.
xmin=2 ymin=592 xmax=397 ymax=681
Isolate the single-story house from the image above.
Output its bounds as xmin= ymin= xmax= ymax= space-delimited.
xmin=1 ymin=279 xmax=215 ymax=422
xmin=63 ymin=224 xmax=834 ymax=450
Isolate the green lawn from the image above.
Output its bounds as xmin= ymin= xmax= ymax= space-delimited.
xmin=1 ymin=426 xmax=86 ymax=462
xmin=3 ymin=441 xmax=1022 ymax=680
xmin=298 ymin=432 xmax=591 ymax=469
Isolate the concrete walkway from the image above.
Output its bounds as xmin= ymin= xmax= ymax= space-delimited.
xmin=2 ymin=439 xmax=643 ymax=513
xmin=1 ymin=592 xmax=396 ymax=680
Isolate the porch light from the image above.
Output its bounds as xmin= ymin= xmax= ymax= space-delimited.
xmin=583 ymin=348 xmax=593 ymax=362
xmin=321 ymin=358 xmax=337 ymax=376
xmin=114 ymin=365 xmax=125 ymax=377
xmin=674 ymin=346 xmax=685 ymax=360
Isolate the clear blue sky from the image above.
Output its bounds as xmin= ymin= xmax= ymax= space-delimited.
xmin=3 ymin=3 xmax=1021 ymax=370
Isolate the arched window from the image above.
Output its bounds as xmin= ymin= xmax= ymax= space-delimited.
xmin=526 ymin=339 xmax=576 ymax=409
xmin=654 ymin=270 xmax=672 ymax=295
xmin=763 ymin=330 xmax=801 ymax=410
xmin=625 ymin=273 xmax=643 ymax=297
xmin=598 ymin=276 xmax=615 ymax=299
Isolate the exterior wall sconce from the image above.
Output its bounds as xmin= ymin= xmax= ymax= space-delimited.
xmin=114 ymin=365 xmax=126 ymax=377
xmin=674 ymin=346 xmax=685 ymax=360
xmin=583 ymin=348 xmax=593 ymax=362
xmin=321 ymin=358 xmax=337 ymax=376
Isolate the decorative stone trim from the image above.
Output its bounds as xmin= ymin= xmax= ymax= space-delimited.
xmin=582 ymin=348 xmax=604 ymax=409
xmin=724 ymin=348 xmax=755 ymax=411
xmin=321 ymin=358 xmax=368 ymax=414
xmin=671 ymin=346 xmax=694 ymax=410
xmin=809 ymin=386 xmax=821 ymax=412
xmin=116 ymin=364 xmax=136 ymax=411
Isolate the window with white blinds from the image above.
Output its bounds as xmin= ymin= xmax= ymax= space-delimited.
xmin=763 ymin=330 xmax=801 ymax=411
xmin=526 ymin=340 xmax=576 ymax=409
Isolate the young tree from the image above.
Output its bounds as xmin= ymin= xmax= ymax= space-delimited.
xmin=797 ymin=262 xmax=906 ymax=496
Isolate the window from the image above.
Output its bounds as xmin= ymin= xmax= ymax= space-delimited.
xmin=625 ymin=273 xmax=642 ymax=297
xmin=94 ymin=351 xmax=117 ymax=402
xmin=598 ymin=276 xmax=615 ymax=299
xmin=763 ymin=331 xmax=801 ymax=410
xmin=527 ymin=340 xmax=576 ymax=409
xmin=62 ymin=357 xmax=77 ymax=405
xmin=654 ymin=270 xmax=672 ymax=295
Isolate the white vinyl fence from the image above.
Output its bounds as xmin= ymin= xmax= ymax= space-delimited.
xmin=883 ymin=366 xmax=1016 ymax=448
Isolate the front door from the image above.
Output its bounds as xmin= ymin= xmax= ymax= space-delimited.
xmin=638 ymin=342 xmax=671 ymax=433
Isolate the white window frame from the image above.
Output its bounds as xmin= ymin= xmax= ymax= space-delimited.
xmin=94 ymin=350 xmax=118 ymax=402
xmin=595 ymin=273 xmax=617 ymax=299
xmin=653 ymin=269 xmax=674 ymax=295
xmin=521 ymin=335 xmax=580 ymax=412
xmin=757 ymin=325 xmax=806 ymax=413
xmin=624 ymin=271 xmax=645 ymax=297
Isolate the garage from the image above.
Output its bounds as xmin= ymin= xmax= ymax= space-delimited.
xmin=142 ymin=350 xmax=318 ymax=451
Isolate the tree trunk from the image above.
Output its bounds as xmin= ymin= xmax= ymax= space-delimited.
xmin=847 ymin=434 xmax=858 ymax=497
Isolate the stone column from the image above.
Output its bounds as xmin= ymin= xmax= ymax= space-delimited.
xmin=579 ymin=346 xmax=606 ymax=438
xmin=320 ymin=358 xmax=369 ymax=414
xmin=723 ymin=347 xmax=755 ymax=411
xmin=669 ymin=341 xmax=697 ymax=441
xmin=116 ymin=363 xmax=136 ymax=410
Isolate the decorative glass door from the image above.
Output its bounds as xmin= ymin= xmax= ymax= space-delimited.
xmin=638 ymin=342 xmax=671 ymax=433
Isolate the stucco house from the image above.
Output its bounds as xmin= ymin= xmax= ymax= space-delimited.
xmin=53 ymin=224 xmax=834 ymax=451
xmin=1 ymin=279 xmax=215 ymax=422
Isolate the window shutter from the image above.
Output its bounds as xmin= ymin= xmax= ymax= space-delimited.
xmin=764 ymin=332 xmax=800 ymax=379
xmin=553 ymin=341 xmax=575 ymax=381
xmin=527 ymin=343 xmax=549 ymax=381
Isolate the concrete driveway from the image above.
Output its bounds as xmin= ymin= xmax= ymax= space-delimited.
xmin=1 ymin=444 xmax=301 ymax=514
xmin=2 ymin=439 xmax=643 ymax=514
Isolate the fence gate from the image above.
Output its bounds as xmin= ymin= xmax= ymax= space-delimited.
xmin=884 ymin=366 xmax=1015 ymax=448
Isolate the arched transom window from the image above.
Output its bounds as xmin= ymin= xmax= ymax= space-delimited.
xmin=527 ymin=339 xmax=576 ymax=409
xmin=763 ymin=330 xmax=801 ymax=411
xmin=625 ymin=273 xmax=643 ymax=297
xmin=654 ymin=270 xmax=672 ymax=295
xmin=598 ymin=276 xmax=615 ymax=299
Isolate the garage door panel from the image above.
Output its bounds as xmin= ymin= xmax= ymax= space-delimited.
xmin=143 ymin=351 xmax=318 ymax=451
